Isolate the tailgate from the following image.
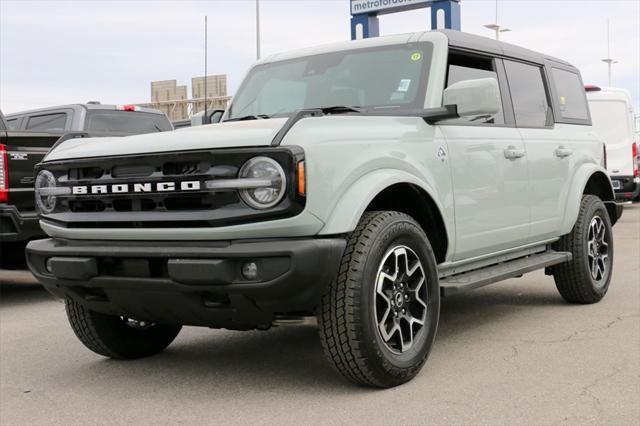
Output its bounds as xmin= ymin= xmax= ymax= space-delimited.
xmin=2 ymin=131 xmax=61 ymax=213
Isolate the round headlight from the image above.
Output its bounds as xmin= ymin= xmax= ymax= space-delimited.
xmin=238 ymin=157 xmax=286 ymax=209
xmin=35 ymin=170 xmax=57 ymax=214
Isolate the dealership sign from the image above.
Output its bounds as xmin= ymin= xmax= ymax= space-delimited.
xmin=351 ymin=0 xmax=434 ymax=15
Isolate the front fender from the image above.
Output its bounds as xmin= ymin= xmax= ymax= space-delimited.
xmin=318 ymin=169 xmax=452 ymax=241
xmin=560 ymin=164 xmax=614 ymax=235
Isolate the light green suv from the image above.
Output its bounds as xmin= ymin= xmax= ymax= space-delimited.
xmin=27 ymin=30 xmax=622 ymax=387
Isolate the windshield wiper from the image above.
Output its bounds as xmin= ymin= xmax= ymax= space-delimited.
xmin=318 ymin=105 xmax=364 ymax=114
xmin=224 ymin=114 xmax=269 ymax=122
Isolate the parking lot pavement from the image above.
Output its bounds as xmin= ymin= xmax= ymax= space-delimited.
xmin=0 ymin=205 xmax=638 ymax=426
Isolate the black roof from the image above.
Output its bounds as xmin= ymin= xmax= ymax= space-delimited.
xmin=438 ymin=29 xmax=574 ymax=68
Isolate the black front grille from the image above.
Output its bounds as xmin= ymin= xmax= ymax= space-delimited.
xmin=40 ymin=147 xmax=305 ymax=228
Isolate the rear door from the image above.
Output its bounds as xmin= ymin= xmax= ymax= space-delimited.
xmin=440 ymin=51 xmax=530 ymax=261
xmin=588 ymin=98 xmax=633 ymax=179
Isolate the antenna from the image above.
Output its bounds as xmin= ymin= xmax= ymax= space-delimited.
xmin=601 ymin=19 xmax=618 ymax=87
xmin=256 ymin=0 xmax=261 ymax=60
xmin=203 ymin=15 xmax=209 ymax=124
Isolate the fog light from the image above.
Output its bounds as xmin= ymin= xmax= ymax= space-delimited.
xmin=45 ymin=257 xmax=53 ymax=273
xmin=241 ymin=262 xmax=259 ymax=280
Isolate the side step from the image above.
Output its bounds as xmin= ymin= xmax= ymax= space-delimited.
xmin=439 ymin=251 xmax=572 ymax=297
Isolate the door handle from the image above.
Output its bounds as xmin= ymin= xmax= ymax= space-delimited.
xmin=554 ymin=146 xmax=573 ymax=158
xmin=504 ymin=146 xmax=525 ymax=160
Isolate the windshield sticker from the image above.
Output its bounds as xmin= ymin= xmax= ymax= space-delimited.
xmin=411 ymin=52 xmax=422 ymax=61
xmin=390 ymin=92 xmax=406 ymax=101
xmin=397 ymin=79 xmax=412 ymax=92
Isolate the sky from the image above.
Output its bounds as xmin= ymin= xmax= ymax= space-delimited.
xmin=1 ymin=0 xmax=639 ymax=114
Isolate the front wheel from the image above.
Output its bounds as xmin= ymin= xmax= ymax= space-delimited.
xmin=65 ymin=297 xmax=182 ymax=359
xmin=318 ymin=211 xmax=440 ymax=388
xmin=552 ymin=195 xmax=614 ymax=304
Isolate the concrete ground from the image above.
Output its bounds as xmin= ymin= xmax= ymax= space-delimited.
xmin=1 ymin=205 xmax=638 ymax=426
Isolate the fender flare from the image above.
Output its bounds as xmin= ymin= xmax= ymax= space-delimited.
xmin=560 ymin=164 xmax=615 ymax=234
xmin=318 ymin=168 xmax=452 ymax=242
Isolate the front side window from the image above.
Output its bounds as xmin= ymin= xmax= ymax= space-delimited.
xmin=504 ymin=61 xmax=551 ymax=128
xmin=551 ymin=68 xmax=589 ymax=120
xmin=26 ymin=113 xmax=67 ymax=131
xmin=445 ymin=53 xmax=505 ymax=125
xmin=228 ymin=43 xmax=433 ymax=120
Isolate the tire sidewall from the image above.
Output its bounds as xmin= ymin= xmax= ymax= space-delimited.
xmin=579 ymin=200 xmax=614 ymax=297
xmin=358 ymin=216 xmax=440 ymax=378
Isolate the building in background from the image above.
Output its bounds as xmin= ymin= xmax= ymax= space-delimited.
xmin=141 ymin=75 xmax=230 ymax=121
xmin=151 ymin=80 xmax=188 ymax=121
xmin=192 ymin=75 xmax=227 ymax=114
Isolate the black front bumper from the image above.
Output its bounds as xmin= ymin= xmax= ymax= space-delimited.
xmin=26 ymin=237 xmax=346 ymax=330
xmin=0 ymin=205 xmax=43 ymax=243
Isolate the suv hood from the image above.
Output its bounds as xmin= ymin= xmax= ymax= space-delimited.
xmin=44 ymin=118 xmax=288 ymax=162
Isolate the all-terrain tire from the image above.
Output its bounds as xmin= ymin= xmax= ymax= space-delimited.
xmin=552 ymin=195 xmax=614 ymax=304
xmin=318 ymin=211 xmax=440 ymax=388
xmin=65 ymin=297 xmax=182 ymax=359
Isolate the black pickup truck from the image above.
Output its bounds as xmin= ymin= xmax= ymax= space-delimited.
xmin=0 ymin=111 xmax=68 ymax=267
xmin=0 ymin=105 xmax=172 ymax=268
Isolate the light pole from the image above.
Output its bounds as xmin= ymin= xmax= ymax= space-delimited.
xmin=601 ymin=19 xmax=618 ymax=87
xmin=256 ymin=0 xmax=261 ymax=60
xmin=483 ymin=0 xmax=510 ymax=40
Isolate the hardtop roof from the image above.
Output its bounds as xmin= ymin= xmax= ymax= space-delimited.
xmin=6 ymin=103 xmax=165 ymax=118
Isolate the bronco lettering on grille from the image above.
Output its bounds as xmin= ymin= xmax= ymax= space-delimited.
xmin=72 ymin=181 xmax=201 ymax=195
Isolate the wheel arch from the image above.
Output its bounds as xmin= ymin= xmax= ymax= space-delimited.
xmin=318 ymin=170 xmax=451 ymax=263
xmin=561 ymin=166 xmax=617 ymax=234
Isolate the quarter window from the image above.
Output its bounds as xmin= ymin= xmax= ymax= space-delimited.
xmin=6 ymin=118 xmax=18 ymax=130
xmin=551 ymin=68 xmax=589 ymax=120
xmin=504 ymin=61 xmax=551 ymax=128
xmin=445 ymin=54 xmax=504 ymax=125
xmin=26 ymin=113 xmax=67 ymax=131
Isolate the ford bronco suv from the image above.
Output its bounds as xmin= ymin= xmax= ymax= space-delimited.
xmin=26 ymin=30 xmax=622 ymax=388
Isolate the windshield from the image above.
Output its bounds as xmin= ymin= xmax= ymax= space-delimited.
xmin=227 ymin=42 xmax=433 ymax=120
xmin=589 ymin=100 xmax=630 ymax=143
xmin=85 ymin=111 xmax=172 ymax=135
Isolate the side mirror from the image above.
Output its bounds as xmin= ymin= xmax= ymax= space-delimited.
xmin=209 ymin=110 xmax=224 ymax=124
xmin=202 ymin=109 xmax=225 ymax=125
xmin=442 ymin=78 xmax=500 ymax=118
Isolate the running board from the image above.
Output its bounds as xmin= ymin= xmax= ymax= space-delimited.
xmin=439 ymin=251 xmax=572 ymax=297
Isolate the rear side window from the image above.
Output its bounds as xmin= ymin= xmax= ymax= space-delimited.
xmin=551 ymin=68 xmax=589 ymax=120
xmin=85 ymin=111 xmax=172 ymax=135
xmin=504 ymin=61 xmax=551 ymax=128
xmin=26 ymin=113 xmax=67 ymax=131
xmin=445 ymin=53 xmax=505 ymax=125
xmin=6 ymin=118 xmax=18 ymax=130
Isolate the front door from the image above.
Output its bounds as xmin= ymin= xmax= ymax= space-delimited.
xmin=441 ymin=52 xmax=530 ymax=261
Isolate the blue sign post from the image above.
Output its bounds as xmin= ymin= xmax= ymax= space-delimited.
xmin=350 ymin=0 xmax=461 ymax=40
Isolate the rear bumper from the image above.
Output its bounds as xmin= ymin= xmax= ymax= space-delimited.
xmin=0 ymin=205 xmax=43 ymax=242
xmin=611 ymin=176 xmax=640 ymax=200
xmin=26 ymin=237 xmax=346 ymax=330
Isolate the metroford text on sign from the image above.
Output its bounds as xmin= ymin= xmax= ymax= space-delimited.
xmin=351 ymin=0 xmax=434 ymax=15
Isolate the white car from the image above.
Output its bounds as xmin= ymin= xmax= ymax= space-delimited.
xmin=27 ymin=30 xmax=622 ymax=387
xmin=586 ymin=86 xmax=640 ymax=201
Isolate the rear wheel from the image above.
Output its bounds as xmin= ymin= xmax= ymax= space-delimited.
xmin=552 ymin=195 xmax=614 ymax=304
xmin=318 ymin=211 xmax=440 ymax=388
xmin=65 ymin=297 xmax=182 ymax=359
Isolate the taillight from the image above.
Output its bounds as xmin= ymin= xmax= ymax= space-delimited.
xmin=602 ymin=143 xmax=608 ymax=170
xmin=633 ymin=142 xmax=638 ymax=177
xmin=0 ymin=144 xmax=8 ymax=203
